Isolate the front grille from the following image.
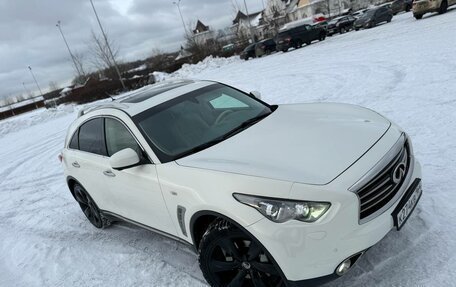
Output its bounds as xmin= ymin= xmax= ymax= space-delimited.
xmin=356 ymin=141 xmax=411 ymax=221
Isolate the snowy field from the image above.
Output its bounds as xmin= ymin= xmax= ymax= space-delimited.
xmin=1 ymin=11 xmax=456 ymax=287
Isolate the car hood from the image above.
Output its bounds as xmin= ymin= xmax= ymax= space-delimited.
xmin=176 ymin=103 xmax=390 ymax=185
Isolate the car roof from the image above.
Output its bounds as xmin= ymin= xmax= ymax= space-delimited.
xmin=78 ymin=79 xmax=215 ymax=118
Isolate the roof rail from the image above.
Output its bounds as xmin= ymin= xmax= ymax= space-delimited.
xmin=77 ymin=103 xmax=129 ymax=118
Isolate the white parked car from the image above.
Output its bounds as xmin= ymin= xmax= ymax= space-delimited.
xmin=61 ymin=80 xmax=422 ymax=287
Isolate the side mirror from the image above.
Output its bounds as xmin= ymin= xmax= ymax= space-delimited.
xmin=250 ymin=91 xmax=262 ymax=100
xmin=110 ymin=148 xmax=140 ymax=170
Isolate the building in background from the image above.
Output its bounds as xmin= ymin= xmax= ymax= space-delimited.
xmin=192 ymin=20 xmax=216 ymax=45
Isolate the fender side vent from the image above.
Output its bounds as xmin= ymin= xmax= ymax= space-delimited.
xmin=177 ymin=205 xmax=187 ymax=237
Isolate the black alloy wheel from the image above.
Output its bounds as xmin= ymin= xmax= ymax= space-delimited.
xmin=73 ymin=183 xmax=106 ymax=228
xmin=199 ymin=220 xmax=285 ymax=287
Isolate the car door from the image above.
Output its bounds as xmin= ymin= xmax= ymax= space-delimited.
xmin=102 ymin=116 xmax=177 ymax=236
xmin=380 ymin=7 xmax=389 ymax=22
xmin=66 ymin=117 xmax=112 ymax=209
xmin=375 ymin=9 xmax=382 ymax=24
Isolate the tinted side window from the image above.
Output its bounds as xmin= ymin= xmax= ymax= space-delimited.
xmin=105 ymin=118 xmax=141 ymax=156
xmin=69 ymin=129 xmax=79 ymax=149
xmin=78 ymin=118 xmax=106 ymax=156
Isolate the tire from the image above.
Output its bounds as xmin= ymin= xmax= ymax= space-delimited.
xmin=414 ymin=14 xmax=423 ymax=19
xmin=387 ymin=17 xmax=392 ymax=23
xmin=72 ymin=183 xmax=110 ymax=229
xmin=198 ymin=219 xmax=285 ymax=287
xmin=294 ymin=40 xmax=302 ymax=49
xmin=319 ymin=32 xmax=326 ymax=41
xmin=439 ymin=0 xmax=448 ymax=14
xmin=305 ymin=40 xmax=311 ymax=45
xmin=405 ymin=4 xmax=411 ymax=12
xmin=339 ymin=27 xmax=344 ymax=34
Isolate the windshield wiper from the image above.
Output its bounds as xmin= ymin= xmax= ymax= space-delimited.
xmin=175 ymin=111 xmax=272 ymax=160
xmin=222 ymin=112 xmax=271 ymax=139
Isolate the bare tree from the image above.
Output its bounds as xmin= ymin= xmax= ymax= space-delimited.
xmin=263 ymin=0 xmax=287 ymax=34
xmin=88 ymin=30 xmax=120 ymax=73
xmin=73 ymin=51 xmax=87 ymax=77
xmin=49 ymin=81 xmax=60 ymax=92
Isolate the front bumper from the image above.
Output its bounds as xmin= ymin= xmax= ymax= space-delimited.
xmin=246 ymin=159 xmax=422 ymax=283
xmin=413 ymin=0 xmax=440 ymax=14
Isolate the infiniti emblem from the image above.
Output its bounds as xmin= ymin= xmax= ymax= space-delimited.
xmin=392 ymin=162 xmax=406 ymax=184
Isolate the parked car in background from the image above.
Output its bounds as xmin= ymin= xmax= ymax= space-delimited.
xmin=327 ymin=15 xmax=356 ymax=35
xmin=62 ymin=79 xmax=422 ymax=287
xmin=276 ymin=24 xmax=326 ymax=52
xmin=412 ymin=0 xmax=455 ymax=19
xmin=391 ymin=0 xmax=413 ymax=14
xmin=380 ymin=2 xmax=393 ymax=9
xmin=222 ymin=43 xmax=235 ymax=52
xmin=354 ymin=6 xmax=393 ymax=30
xmin=352 ymin=8 xmax=370 ymax=19
xmin=240 ymin=43 xmax=256 ymax=60
xmin=255 ymin=38 xmax=277 ymax=57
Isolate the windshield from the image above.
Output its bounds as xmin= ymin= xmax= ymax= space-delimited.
xmin=328 ymin=18 xmax=342 ymax=24
xmin=133 ymin=83 xmax=273 ymax=162
xmin=362 ymin=9 xmax=376 ymax=18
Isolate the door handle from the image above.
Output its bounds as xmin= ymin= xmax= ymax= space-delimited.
xmin=72 ymin=162 xmax=80 ymax=168
xmin=103 ymin=170 xmax=116 ymax=177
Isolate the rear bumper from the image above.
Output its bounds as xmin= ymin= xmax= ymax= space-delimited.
xmin=246 ymin=159 xmax=422 ymax=283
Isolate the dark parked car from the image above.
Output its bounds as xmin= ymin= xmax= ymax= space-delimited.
xmin=354 ymin=6 xmax=393 ymax=30
xmin=391 ymin=0 xmax=413 ymax=14
xmin=327 ymin=15 xmax=356 ymax=35
xmin=255 ymin=38 xmax=276 ymax=57
xmin=240 ymin=43 xmax=256 ymax=60
xmin=276 ymin=24 xmax=326 ymax=52
xmin=353 ymin=8 xmax=370 ymax=19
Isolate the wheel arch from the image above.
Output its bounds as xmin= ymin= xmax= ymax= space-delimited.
xmin=66 ymin=176 xmax=81 ymax=199
xmin=189 ymin=210 xmax=263 ymax=250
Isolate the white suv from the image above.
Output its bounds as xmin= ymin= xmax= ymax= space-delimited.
xmin=61 ymin=80 xmax=422 ymax=287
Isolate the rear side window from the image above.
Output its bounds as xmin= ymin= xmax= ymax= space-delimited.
xmin=78 ymin=118 xmax=106 ymax=156
xmin=69 ymin=130 xmax=79 ymax=149
xmin=105 ymin=118 xmax=141 ymax=156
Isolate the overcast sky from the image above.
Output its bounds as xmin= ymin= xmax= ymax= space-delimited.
xmin=0 ymin=0 xmax=265 ymax=100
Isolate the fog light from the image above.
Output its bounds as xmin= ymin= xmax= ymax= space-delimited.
xmin=336 ymin=259 xmax=351 ymax=276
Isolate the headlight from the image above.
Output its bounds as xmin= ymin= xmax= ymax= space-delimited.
xmin=233 ymin=193 xmax=331 ymax=223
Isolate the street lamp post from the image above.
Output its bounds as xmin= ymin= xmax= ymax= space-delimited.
xmin=28 ymin=66 xmax=43 ymax=97
xmin=56 ymin=20 xmax=82 ymax=78
xmin=243 ymin=0 xmax=255 ymax=43
xmin=89 ymin=0 xmax=126 ymax=90
xmin=173 ymin=0 xmax=189 ymax=38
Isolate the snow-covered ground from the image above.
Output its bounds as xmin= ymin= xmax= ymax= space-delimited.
xmin=1 ymin=11 xmax=456 ymax=287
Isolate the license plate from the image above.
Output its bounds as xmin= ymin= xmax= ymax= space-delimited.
xmin=392 ymin=179 xmax=422 ymax=230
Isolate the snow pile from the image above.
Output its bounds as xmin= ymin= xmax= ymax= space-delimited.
xmin=1 ymin=12 xmax=456 ymax=287
xmin=168 ymin=55 xmax=242 ymax=80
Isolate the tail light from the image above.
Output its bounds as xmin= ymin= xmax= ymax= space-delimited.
xmin=261 ymin=45 xmax=266 ymax=49
xmin=285 ymin=37 xmax=291 ymax=42
xmin=58 ymin=153 xmax=63 ymax=163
